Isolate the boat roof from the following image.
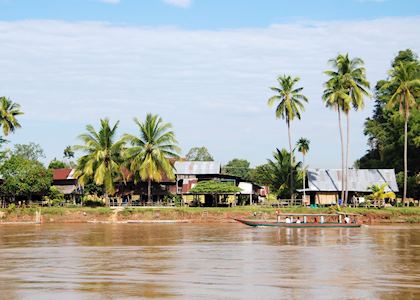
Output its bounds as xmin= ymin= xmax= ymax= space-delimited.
xmin=276 ymin=213 xmax=360 ymax=216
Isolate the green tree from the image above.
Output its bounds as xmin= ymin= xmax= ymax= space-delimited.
xmin=0 ymin=155 xmax=52 ymax=202
xmin=74 ymin=119 xmax=125 ymax=195
xmin=381 ymin=60 xmax=419 ymax=204
xmin=189 ymin=180 xmax=241 ymax=194
xmin=268 ymin=75 xmax=308 ymax=199
xmin=48 ymin=158 xmax=67 ymax=169
xmin=222 ymin=158 xmax=250 ymax=180
xmin=63 ymin=146 xmax=75 ymax=159
xmin=263 ymin=148 xmax=302 ymax=199
xmin=367 ymin=183 xmax=396 ymax=206
xmin=296 ymin=137 xmax=310 ymax=201
xmin=248 ymin=163 xmax=272 ymax=186
xmin=324 ymin=54 xmax=370 ymax=204
xmin=189 ymin=180 xmax=241 ymax=206
xmin=185 ymin=146 xmax=214 ymax=161
xmin=358 ymin=49 xmax=420 ymax=200
xmin=323 ymin=76 xmax=350 ymax=203
xmin=0 ymin=97 xmax=23 ymax=137
xmin=124 ymin=114 xmax=180 ymax=204
xmin=12 ymin=143 xmax=45 ymax=161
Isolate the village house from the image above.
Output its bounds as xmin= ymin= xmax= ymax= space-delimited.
xmin=111 ymin=168 xmax=176 ymax=206
xmin=50 ymin=162 xmax=266 ymax=207
xmin=175 ymin=161 xmax=265 ymax=206
xmin=304 ymin=168 xmax=399 ymax=206
xmin=52 ymin=168 xmax=83 ymax=203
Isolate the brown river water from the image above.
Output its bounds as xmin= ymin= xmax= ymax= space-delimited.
xmin=0 ymin=224 xmax=419 ymax=300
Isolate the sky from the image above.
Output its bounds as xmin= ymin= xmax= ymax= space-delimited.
xmin=0 ymin=0 xmax=419 ymax=168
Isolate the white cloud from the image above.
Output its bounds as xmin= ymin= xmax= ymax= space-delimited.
xmin=97 ymin=0 xmax=121 ymax=4
xmin=0 ymin=18 xmax=418 ymax=167
xmin=163 ymin=0 xmax=191 ymax=8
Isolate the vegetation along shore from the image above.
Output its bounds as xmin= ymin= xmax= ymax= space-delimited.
xmin=0 ymin=49 xmax=418 ymax=213
xmin=1 ymin=207 xmax=420 ymax=224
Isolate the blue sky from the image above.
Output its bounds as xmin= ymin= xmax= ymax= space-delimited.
xmin=0 ymin=0 xmax=419 ymax=167
xmin=0 ymin=0 xmax=419 ymax=28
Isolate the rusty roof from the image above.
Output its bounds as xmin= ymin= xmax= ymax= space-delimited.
xmin=53 ymin=168 xmax=75 ymax=180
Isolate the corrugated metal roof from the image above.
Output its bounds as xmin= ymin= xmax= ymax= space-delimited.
xmin=307 ymin=169 xmax=399 ymax=192
xmin=174 ymin=161 xmax=221 ymax=175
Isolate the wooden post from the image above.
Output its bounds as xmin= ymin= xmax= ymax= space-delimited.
xmin=35 ymin=209 xmax=41 ymax=224
xmin=303 ymin=216 xmax=307 ymax=223
xmin=250 ymin=193 xmax=253 ymax=205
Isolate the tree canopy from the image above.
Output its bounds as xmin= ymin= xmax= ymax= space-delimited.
xmin=0 ymin=97 xmax=23 ymax=137
xmin=222 ymin=158 xmax=250 ymax=180
xmin=74 ymin=118 xmax=125 ymax=195
xmin=185 ymin=146 xmax=214 ymax=161
xmin=357 ymin=49 xmax=420 ymax=199
xmin=0 ymin=155 xmax=52 ymax=199
xmin=63 ymin=146 xmax=75 ymax=159
xmin=12 ymin=143 xmax=45 ymax=161
xmin=189 ymin=180 xmax=241 ymax=194
xmin=251 ymin=149 xmax=302 ymax=198
xmin=48 ymin=158 xmax=67 ymax=169
xmin=124 ymin=114 xmax=180 ymax=202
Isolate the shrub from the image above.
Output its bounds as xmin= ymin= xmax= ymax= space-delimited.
xmin=7 ymin=203 xmax=16 ymax=213
xmin=82 ymin=195 xmax=105 ymax=207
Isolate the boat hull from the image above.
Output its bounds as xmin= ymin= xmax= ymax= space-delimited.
xmin=234 ymin=219 xmax=361 ymax=228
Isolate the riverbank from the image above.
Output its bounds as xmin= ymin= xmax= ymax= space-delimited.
xmin=1 ymin=206 xmax=420 ymax=224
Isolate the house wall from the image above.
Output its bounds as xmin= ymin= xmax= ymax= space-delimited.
xmin=315 ymin=192 xmax=338 ymax=205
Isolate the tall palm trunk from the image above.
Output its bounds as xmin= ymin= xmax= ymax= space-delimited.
xmin=302 ymin=153 xmax=306 ymax=204
xmin=287 ymin=120 xmax=294 ymax=200
xmin=403 ymin=115 xmax=408 ymax=206
xmin=345 ymin=112 xmax=350 ymax=205
xmin=147 ymin=179 xmax=152 ymax=205
xmin=337 ymin=107 xmax=345 ymax=204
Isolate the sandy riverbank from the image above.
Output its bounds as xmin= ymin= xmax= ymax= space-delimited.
xmin=1 ymin=206 xmax=420 ymax=224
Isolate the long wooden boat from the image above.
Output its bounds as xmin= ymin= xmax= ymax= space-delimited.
xmin=234 ymin=218 xmax=361 ymax=228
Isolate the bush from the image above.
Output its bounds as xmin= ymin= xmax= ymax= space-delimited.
xmin=173 ymin=195 xmax=182 ymax=207
xmin=82 ymin=195 xmax=105 ymax=207
xmin=7 ymin=203 xmax=16 ymax=213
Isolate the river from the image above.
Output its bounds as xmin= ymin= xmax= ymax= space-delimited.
xmin=0 ymin=224 xmax=419 ymax=299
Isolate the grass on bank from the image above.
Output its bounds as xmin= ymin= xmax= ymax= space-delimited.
xmin=2 ymin=206 xmax=420 ymax=216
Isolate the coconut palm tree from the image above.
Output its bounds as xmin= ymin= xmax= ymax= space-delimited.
xmin=74 ymin=119 xmax=125 ymax=196
xmin=324 ymin=54 xmax=370 ymax=204
xmin=367 ymin=183 xmax=396 ymax=207
xmin=322 ymin=77 xmax=351 ymax=204
xmin=296 ymin=137 xmax=310 ymax=203
xmin=268 ymin=75 xmax=308 ymax=199
xmin=123 ymin=114 xmax=180 ymax=204
xmin=381 ymin=61 xmax=420 ymax=205
xmin=266 ymin=148 xmax=302 ymax=200
xmin=0 ymin=97 xmax=23 ymax=137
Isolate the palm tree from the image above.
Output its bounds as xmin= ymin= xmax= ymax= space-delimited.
xmin=266 ymin=148 xmax=302 ymax=200
xmin=367 ymin=183 xmax=396 ymax=207
xmin=322 ymin=77 xmax=351 ymax=204
xmin=124 ymin=114 xmax=180 ymax=204
xmin=74 ymin=119 xmax=125 ymax=196
xmin=0 ymin=97 xmax=23 ymax=137
xmin=381 ymin=61 xmax=420 ymax=204
xmin=324 ymin=54 xmax=370 ymax=204
xmin=268 ymin=75 xmax=308 ymax=199
xmin=63 ymin=146 xmax=74 ymax=159
xmin=296 ymin=138 xmax=310 ymax=203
